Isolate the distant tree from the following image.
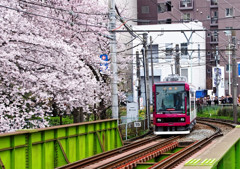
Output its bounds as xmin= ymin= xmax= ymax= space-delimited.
xmin=0 ymin=0 xmax=129 ymax=132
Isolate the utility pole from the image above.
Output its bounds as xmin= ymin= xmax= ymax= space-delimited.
xmin=198 ymin=44 xmax=200 ymax=65
xmin=142 ymin=33 xmax=150 ymax=129
xmin=108 ymin=0 xmax=118 ymax=124
xmin=150 ymin=36 xmax=154 ymax=108
xmin=228 ymin=35 xmax=232 ymax=95
xmin=175 ymin=44 xmax=180 ymax=75
xmin=229 ymin=41 xmax=231 ymax=95
xmin=231 ymin=30 xmax=238 ymax=123
xmin=136 ymin=51 xmax=141 ymax=109
xmin=215 ymin=46 xmax=219 ymax=97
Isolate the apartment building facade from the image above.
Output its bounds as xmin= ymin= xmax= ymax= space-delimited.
xmin=137 ymin=0 xmax=240 ymax=95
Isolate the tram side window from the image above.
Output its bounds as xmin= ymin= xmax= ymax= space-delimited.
xmin=187 ymin=92 xmax=190 ymax=115
xmin=191 ymin=92 xmax=195 ymax=112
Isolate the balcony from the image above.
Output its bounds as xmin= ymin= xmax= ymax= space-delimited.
xmin=210 ymin=17 xmax=218 ymax=26
xmin=179 ymin=0 xmax=194 ymax=10
xmin=210 ymin=35 xmax=218 ymax=44
xmin=210 ymin=0 xmax=218 ymax=8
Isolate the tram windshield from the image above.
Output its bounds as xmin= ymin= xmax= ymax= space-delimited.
xmin=155 ymin=85 xmax=185 ymax=112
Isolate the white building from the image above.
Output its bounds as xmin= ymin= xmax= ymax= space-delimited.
xmin=132 ymin=22 xmax=206 ymax=105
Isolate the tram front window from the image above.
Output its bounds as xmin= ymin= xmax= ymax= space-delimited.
xmin=156 ymin=85 xmax=185 ymax=112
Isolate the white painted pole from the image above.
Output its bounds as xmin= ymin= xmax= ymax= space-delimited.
xmin=109 ymin=0 xmax=119 ymax=124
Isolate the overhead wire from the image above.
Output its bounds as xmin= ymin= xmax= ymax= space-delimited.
xmin=115 ymin=5 xmax=143 ymax=42
xmin=148 ymin=0 xmax=206 ymax=41
xmin=18 ymin=0 xmax=107 ymax=16
xmin=0 ymin=4 xmax=107 ymax=29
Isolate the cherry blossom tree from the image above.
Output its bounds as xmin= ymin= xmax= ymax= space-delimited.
xmin=0 ymin=0 xmax=129 ymax=133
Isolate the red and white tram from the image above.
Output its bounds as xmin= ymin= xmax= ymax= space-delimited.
xmin=153 ymin=75 xmax=196 ymax=135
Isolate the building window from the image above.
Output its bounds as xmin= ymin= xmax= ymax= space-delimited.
xmin=211 ymin=31 xmax=218 ymax=42
xmin=182 ymin=13 xmax=191 ymax=21
xmin=165 ymin=43 xmax=173 ymax=58
xmin=166 ymin=1 xmax=172 ymax=11
xmin=181 ymin=43 xmax=188 ymax=57
xmin=211 ymin=0 xmax=218 ymax=6
xmin=166 ymin=18 xmax=172 ymax=24
xmin=158 ymin=3 xmax=166 ymax=13
xmin=207 ymin=33 xmax=210 ymax=37
xmin=225 ymin=8 xmax=233 ymax=17
xmin=226 ymin=64 xmax=232 ymax=72
xmin=141 ymin=6 xmax=149 ymax=14
xmin=213 ymin=11 xmax=218 ymax=17
xmin=207 ymin=51 xmax=210 ymax=55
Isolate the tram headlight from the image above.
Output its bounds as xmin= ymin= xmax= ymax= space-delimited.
xmin=156 ymin=112 xmax=163 ymax=114
xmin=180 ymin=118 xmax=185 ymax=122
xmin=156 ymin=118 xmax=162 ymax=123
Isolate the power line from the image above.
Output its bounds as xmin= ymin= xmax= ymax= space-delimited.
xmin=115 ymin=5 xmax=143 ymax=42
xmin=117 ymin=43 xmax=142 ymax=53
xmin=0 ymin=4 xmax=107 ymax=29
xmin=148 ymin=0 xmax=206 ymax=41
xmin=19 ymin=0 xmax=107 ymax=16
xmin=114 ymin=28 xmax=240 ymax=32
xmin=126 ymin=14 xmax=240 ymax=24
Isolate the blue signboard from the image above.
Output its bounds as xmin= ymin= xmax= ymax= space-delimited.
xmin=100 ymin=54 xmax=108 ymax=71
xmin=238 ymin=63 xmax=240 ymax=76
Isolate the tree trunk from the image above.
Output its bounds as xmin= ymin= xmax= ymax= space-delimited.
xmin=52 ymin=102 xmax=58 ymax=117
xmin=94 ymin=104 xmax=97 ymax=121
xmin=73 ymin=108 xmax=80 ymax=123
xmin=73 ymin=107 xmax=84 ymax=123
xmin=59 ymin=114 xmax=63 ymax=125
xmin=99 ymin=100 xmax=106 ymax=120
xmin=79 ymin=107 xmax=84 ymax=122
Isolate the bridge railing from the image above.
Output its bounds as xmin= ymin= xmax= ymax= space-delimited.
xmin=0 ymin=119 xmax=122 ymax=169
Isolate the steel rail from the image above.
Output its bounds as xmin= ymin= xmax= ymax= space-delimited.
xmin=56 ymin=135 xmax=166 ymax=169
xmin=197 ymin=117 xmax=237 ymax=127
xmin=96 ymin=136 xmax=180 ymax=169
xmin=149 ymin=121 xmax=223 ymax=169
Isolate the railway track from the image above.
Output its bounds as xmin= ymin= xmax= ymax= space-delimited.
xmin=147 ymin=121 xmax=222 ymax=169
xmin=56 ymin=135 xmax=178 ymax=169
xmin=56 ymin=118 xmax=235 ymax=169
xmin=197 ymin=117 xmax=237 ymax=127
xmin=146 ymin=119 xmax=236 ymax=169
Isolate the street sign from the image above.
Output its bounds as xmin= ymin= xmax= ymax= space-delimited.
xmin=238 ymin=63 xmax=240 ymax=76
xmin=127 ymin=102 xmax=138 ymax=123
xmin=134 ymin=122 xmax=141 ymax=127
xmin=100 ymin=54 xmax=108 ymax=71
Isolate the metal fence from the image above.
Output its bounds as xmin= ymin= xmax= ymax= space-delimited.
xmin=197 ymin=104 xmax=235 ymax=116
xmin=118 ymin=119 xmax=148 ymax=140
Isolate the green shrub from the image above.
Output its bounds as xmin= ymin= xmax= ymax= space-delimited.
xmin=48 ymin=116 xmax=73 ymax=126
xmin=218 ymin=107 xmax=231 ymax=117
xmin=139 ymin=109 xmax=145 ymax=119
